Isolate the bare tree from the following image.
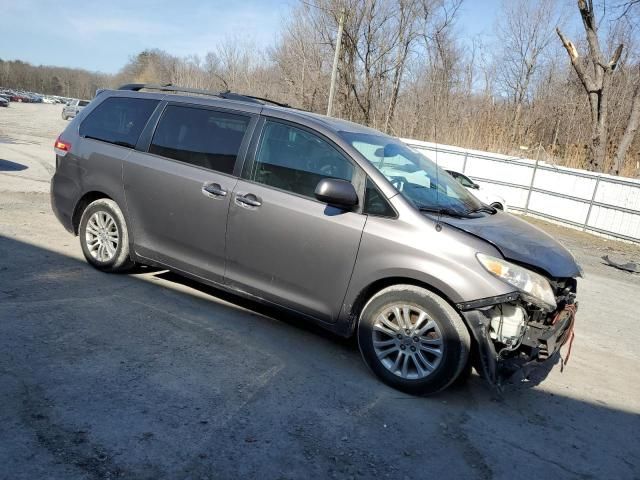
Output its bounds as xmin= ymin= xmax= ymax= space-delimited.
xmin=421 ymin=0 xmax=464 ymax=133
xmin=0 ymin=58 xmax=113 ymax=98
xmin=271 ymin=5 xmax=329 ymax=111
xmin=616 ymin=0 xmax=640 ymax=21
xmin=613 ymin=67 xmax=640 ymax=173
xmin=383 ymin=0 xmax=421 ymax=133
xmin=495 ymin=0 xmax=562 ymax=142
xmin=341 ymin=0 xmax=398 ymax=125
xmin=556 ymin=0 xmax=624 ymax=172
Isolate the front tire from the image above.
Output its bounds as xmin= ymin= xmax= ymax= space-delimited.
xmin=357 ymin=285 xmax=471 ymax=395
xmin=79 ymin=198 xmax=134 ymax=272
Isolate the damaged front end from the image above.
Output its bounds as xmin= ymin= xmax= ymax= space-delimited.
xmin=459 ymin=277 xmax=578 ymax=389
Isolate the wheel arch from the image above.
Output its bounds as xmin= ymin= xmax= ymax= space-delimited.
xmin=71 ymin=191 xmax=113 ymax=235
xmin=346 ymin=276 xmax=465 ymax=337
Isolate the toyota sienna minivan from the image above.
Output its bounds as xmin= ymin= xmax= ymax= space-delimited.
xmin=51 ymin=84 xmax=580 ymax=395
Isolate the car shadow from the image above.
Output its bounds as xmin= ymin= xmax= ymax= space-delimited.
xmin=0 ymin=158 xmax=28 ymax=171
xmin=0 ymin=233 xmax=638 ymax=479
xmin=152 ymin=269 xmax=355 ymax=349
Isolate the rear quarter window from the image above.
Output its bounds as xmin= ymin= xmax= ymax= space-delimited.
xmin=79 ymin=97 xmax=159 ymax=148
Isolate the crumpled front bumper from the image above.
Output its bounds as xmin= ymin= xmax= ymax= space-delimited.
xmin=461 ymin=299 xmax=577 ymax=388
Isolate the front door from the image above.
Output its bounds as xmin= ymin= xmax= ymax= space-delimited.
xmin=124 ymin=103 xmax=254 ymax=283
xmin=224 ymin=120 xmax=366 ymax=321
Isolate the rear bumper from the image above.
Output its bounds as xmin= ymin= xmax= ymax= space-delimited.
xmin=50 ymin=170 xmax=78 ymax=234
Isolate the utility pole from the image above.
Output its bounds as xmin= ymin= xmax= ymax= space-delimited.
xmin=326 ymin=8 xmax=345 ymax=117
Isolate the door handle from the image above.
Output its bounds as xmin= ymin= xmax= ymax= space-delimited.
xmin=202 ymin=182 xmax=227 ymax=198
xmin=235 ymin=193 xmax=262 ymax=207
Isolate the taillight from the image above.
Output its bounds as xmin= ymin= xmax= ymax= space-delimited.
xmin=54 ymin=135 xmax=71 ymax=157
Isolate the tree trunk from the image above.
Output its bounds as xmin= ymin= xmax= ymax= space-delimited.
xmin=384 ymin=40 xmax=410 ymax=134
xmin=589 ymin=89 xmax=608 ymax=172
xmin=551 ymin=114 xmax=560 ymax=152
xmin=511 ymin=67 xmax=534 ymax=142
xmin=511 ymin=102 xmax=523 ymax=142
xmin=611 ymin=81 xmax=640 ymax=175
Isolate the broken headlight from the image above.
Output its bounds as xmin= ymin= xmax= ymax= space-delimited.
xmin=476 ymin=253 xmax=557 ymax=312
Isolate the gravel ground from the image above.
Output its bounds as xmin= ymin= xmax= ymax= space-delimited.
xmin=0 ymin=103 xmax=67 ymax=193
xmin=1 ymin=102 xmax=639 ymax=479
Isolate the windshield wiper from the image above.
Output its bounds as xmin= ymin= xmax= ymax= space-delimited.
xmin=467 ymin=205 xmax=497 ymax=214
xmin=417 ymin=206 xmax=470 ymax=218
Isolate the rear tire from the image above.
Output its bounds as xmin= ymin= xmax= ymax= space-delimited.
xmin=79 ymin=199 xmax=134 ymax=273
xmin=357 ymin=285 xmax=470 ymax=395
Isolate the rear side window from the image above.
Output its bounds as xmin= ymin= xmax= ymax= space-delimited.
xmin=149 ymin=105 xmax=250 ymax=174
xmin=80 ymin=97 xmax=159 ymax=148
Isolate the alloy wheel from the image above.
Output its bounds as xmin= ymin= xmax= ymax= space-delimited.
xmin=372 ymin=304 xmax=444 ymax=380
xmin=85 ymin=211 xmax=119 ymax=262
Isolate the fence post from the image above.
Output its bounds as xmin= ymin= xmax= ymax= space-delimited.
xmin=583 ymin=176 xmax=601 ymax=231
xmin=523 ymin=156 xmax=540 ymax=214
xmin=462 ymin=152 xmax=469 ymax=173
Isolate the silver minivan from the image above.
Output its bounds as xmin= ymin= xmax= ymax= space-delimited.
xmin=51 ymin=84 xmax=580 ymax=395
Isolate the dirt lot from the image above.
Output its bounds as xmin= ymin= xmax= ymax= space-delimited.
xmin=1 ymin=102 xmax=639 ymax=479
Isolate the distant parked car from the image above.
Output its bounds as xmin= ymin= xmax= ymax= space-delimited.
xmin=0 ymin=97 xmax=8 ymax=107
xmin=446 ymin=170 xmax=508 ymax=211
xmin=62 ymin=99 xmax=90 ymax=120
xmin=42 ymin=96 xmax=57 ymax=104
xmin=10 ymin=92 xmax=30 ymax=102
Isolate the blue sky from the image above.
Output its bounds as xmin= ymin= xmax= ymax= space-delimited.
xmin=0 ymin=0 xmax=549 ymax=74
xmin=0 ymin=0 xmax=290 ymax=72
xmin=456 ymin=0 xmax=502 ymax=40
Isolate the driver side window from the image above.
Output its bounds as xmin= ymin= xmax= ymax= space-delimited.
xmin=245 ymin=120 xmax=354 ymax=198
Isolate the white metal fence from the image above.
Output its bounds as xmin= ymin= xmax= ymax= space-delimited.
xmin=402 ymin=138 xmax=640 ymax=243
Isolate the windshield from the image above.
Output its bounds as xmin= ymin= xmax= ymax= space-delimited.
xmin=340 ymin=132 xmax=482 ymax=215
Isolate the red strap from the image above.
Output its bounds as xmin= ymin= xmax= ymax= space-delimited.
xmin=564 ymin=330 xmax=575 ymax=364
xmin=560 ymin=306 xmax=576 ymax=371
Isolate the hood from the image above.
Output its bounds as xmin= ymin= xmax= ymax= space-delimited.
xmin=442 ymin=212 xmax=582 ymax=278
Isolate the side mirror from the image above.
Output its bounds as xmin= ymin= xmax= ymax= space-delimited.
xmin=315 ymin=178 xmax=358 ymax=209
xmin=472 ymin=183 xmax=480 ymax=189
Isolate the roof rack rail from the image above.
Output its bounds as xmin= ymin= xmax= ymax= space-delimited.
xmin=118 ymin=83 xmax=230 ymax=99
xmin=117 ymin=83 xmax=290 ymax=108
xmin=218 ymin=92 xmax=290 ymax=108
